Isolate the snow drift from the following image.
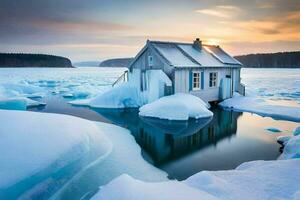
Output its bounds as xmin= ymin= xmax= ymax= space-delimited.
xmin=92 ymin=159 xmax=300 ymax=200
xmin=0 ymin=110 xmax=112 ymax=188
xmin=139 ymin=93 xmax=213 ymax=120
xmin=70 ymin=83 xmax=142 ymax=108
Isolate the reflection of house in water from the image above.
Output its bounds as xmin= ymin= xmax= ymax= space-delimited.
xmin=92 ymin=107 xmax=242 ymax=165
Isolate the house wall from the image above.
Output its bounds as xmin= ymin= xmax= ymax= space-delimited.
xmin=130 ymin=45 xmax=174 ymax=77
xmin=174 ymin=67 xmax=241 ymax=102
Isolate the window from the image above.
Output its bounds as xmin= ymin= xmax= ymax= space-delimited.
xmin=148 ymin=56 xmax=153 ymax=66
xmin=209 ymin=72 xmax=218 ymax=87
xmin=193 ymin=72 xmax=200 ymax=90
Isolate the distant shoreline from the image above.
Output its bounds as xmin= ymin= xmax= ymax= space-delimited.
xmin=234 ymin=51 xmax=300 ymax=68
xmin=0 ymin=53 xmax=73 ymax=68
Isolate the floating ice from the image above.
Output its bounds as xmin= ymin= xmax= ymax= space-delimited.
xmin=219 ymin=93 xmax=300 ymax=122
xmin=0 ymin=97 xmax=45 ymax=110
xmin=279 ymin=127 xmax=300 ymax=159
xmin=266 ymin=127 xmax=282 ymax=133
xmin=0 ymin=110 xmax=112 ymax=188
xmin=139 ymin=93 xmax=213 ymax=120
xmin=277 ymin=136 xmax=291 ymax=145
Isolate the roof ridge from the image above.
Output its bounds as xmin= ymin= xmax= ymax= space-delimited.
xmin=148 ymin=40 xmax=219 ymax=47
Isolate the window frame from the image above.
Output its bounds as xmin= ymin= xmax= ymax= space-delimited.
xmin=192 ymin=71 xmax=200 ymax=90
xmin=148 ymin=55 xmax=153 ymax=67
xmin=209 ymin=72 xmax=218 ymax=88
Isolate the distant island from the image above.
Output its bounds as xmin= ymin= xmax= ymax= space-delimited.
xmin=234 ymin=51 xmax=300 ymax=68
xmin=99 ymin=58 xmax=133 ymax=68
xmin=0 ymin=53 xmax=73 ymax=68
xmin=73 ymin=61 xmax=100 ymax=67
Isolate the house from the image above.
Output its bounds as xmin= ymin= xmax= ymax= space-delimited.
xmin=128 ymin=38 xmax=245 ymax=103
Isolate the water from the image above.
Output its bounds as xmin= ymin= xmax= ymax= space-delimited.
xmin=0 ymin=67 xmax=300 ymax=199
xmin=29 ymin=96 xmax=298 ymax=182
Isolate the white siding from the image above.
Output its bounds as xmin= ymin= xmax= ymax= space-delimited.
xmin=174 ymin=67 xmax=236 ymax=102
xmin=174 ymin=70 xmax=189 ymax=93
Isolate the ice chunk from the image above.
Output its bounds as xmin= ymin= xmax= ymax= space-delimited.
xmin=294 ymin=127 xmax=300 ymax=136
xmin=139 ymin=93 xmax=213 ymax=120
xmin=279 ymin=134 xmax=300 ymax=159
xmin=0 ymin=110 xmax=112 ymax=188
xmin=266 ymin=127 xmax=281 ymax=133
xmin=0 ymin=97 xmax=45 ymax=110
xmin=219 ymin=93 xmax=300 ymax=122
xmin=277 ymin=136 xmax=291 ymax=145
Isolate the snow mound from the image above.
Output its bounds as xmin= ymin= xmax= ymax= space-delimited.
xmin=219 ymin=93 xmax=300 ymax=122
xmin=139 ymin=93 xmax=213 ymax=120
xmin=185 ymin=159 xmax=300 ymax=200
xmin=91 ymin=174 xmax=217 ymax=200
xmin=70 ymin=83 xmax=141 ymax=108
xmin=93 ymin=159 xmax=300 ymax=200
xmin=0 ymin=110 xmax=112 ymax=188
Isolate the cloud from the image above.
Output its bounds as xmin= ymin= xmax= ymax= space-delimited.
xmin=195 ymin=5 xmax=242 ymax=18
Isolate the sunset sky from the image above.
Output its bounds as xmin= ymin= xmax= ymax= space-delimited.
xmin=1 ymin=0 xmax=299 ymax=62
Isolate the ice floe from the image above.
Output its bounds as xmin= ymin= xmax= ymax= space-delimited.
xmin=279 ymin=127 xmax=300 ymax=159
xmin=219 ymin=93 xmax=300 ymax=122
xmin=0 ymin=110 xmax=112 ymax=188
xmin=139 ymin=93 xmax=213 ymax=120
xmin=266 ymin=127 xmax=282 ymax=133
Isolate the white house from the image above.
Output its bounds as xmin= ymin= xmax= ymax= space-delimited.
xmin=127 ymin=38 xmax=245 ymax=103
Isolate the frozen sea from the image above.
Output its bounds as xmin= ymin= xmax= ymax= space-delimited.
xmin=0 ymin=67 xmax=299 ymax=199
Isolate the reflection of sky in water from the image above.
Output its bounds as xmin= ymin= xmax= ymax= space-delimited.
xmin=242 ymin=68 xmax=300 ymax=102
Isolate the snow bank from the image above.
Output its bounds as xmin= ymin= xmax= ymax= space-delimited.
xmin=139 ymin=93 xmax=213 ymax=120
xmin=91 ymin=174 xmax=217 ymax=200
xmin=70 ymin=83 xmax=141 ymax=108
xmin=0 ymin=110 xmax=112 ymax=188
xmin=93 ymin=159 xmax=300 ymax=200
xmin=184 ymin=159 xmax=300 ymax=200
xmin=219 ymin=93 xmax=300 ymax=122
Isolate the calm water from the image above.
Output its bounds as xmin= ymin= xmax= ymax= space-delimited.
xmin=29 ymin=95 xmax=299 ymax=182
xmin=1 ymin=67 xmax=299 ymax=199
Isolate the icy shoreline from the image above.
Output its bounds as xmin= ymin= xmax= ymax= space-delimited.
xmin=219 ymin=93 xmax=300 ymax=122
xmin=92 ymin=126 xmax=300 ymax=200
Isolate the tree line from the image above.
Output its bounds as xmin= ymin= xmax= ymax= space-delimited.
xmin=0 ymin=53 xmax=73 ymax=68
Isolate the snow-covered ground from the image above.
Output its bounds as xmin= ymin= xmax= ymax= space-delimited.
xmin=92 ymin=126 xmax=300 ymax=200
xmin=139 ymin=93 xmax=213 ymax=120
xmin=0 ymin=109 xmax=112 ymax=189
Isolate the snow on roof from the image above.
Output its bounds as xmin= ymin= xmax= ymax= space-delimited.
xmin=151 ymin=42 xmax=199 ymax=67
xmin=178 ymin=44 xmax=225 ymax=67
xmin=204 ymin=45 xmax=242 ymax=65
xmin=149 ymin=40 xmax=242 ymax=67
